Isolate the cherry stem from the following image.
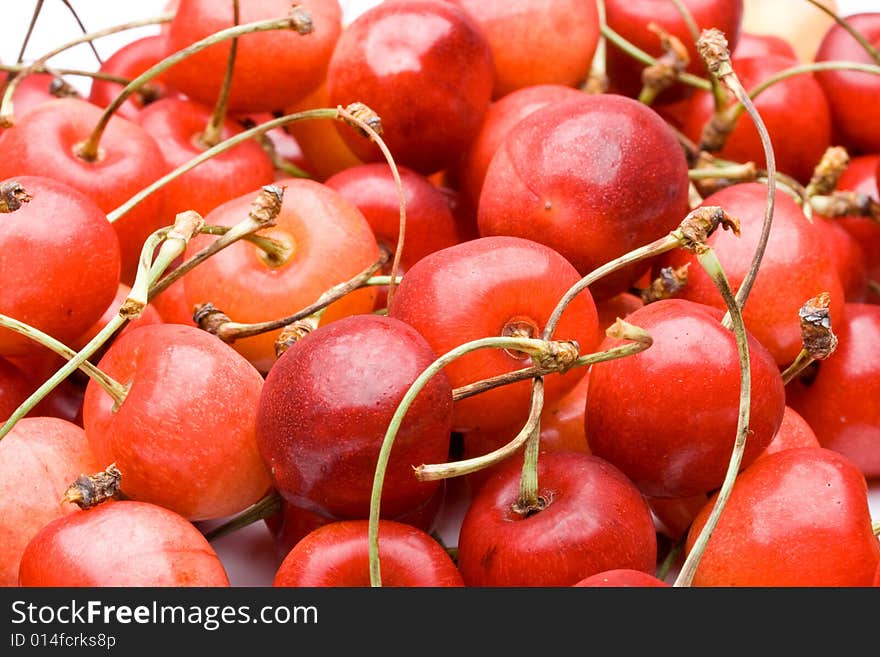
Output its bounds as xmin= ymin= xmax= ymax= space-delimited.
xmin=869 ymin=280 xmax=880 ymax=297
xmin=600 ymin=24 xmax=712 ymax=92
xmin=106 ymin=108 xmax=339 ymax=224
xmin=418 ymin=320 xmax=653 ymax=482
xmin=781 ymin=292 xmax=839 ymax=384
xmin=688 ymin=162 xmax=757 ymax=181
xmin=200 ymin=0 xmax=240 ymax=148
xmin=198 ymin=224 xmax=291 ymax=264
xmin=803 ymin=0 xmax=880 ymax=65
xmin=203 ymin=491 xmax=283 ymax=542
xmin=336 ymin=103 xmax=406 ymax=308
xmin=196 ymin=244 xmax=392 ymax=343
xmin=697 ymin=29 xmax=777 ymax=328
xmin=0 ymin=313 xmax=127 ymax=405
xmin=60 ymin=0 xmax=103 ymax=65
xmin=0 ymin=62 xmax=130 ymax=85
xmin=14 ymin=0 xmax=44 ymax=66
xmin=667 ymin=0 xmax=727 ymax=110
xmin=674 ymin=245 xmax=751 ymax=587
xmin=368 ymin=335 xmax=582 ymax=587
xmin=516 ymin=413 xmax=543 ymax=514
xmin=0 ymin=13 xmax=174 ymax=127
xmin=873 ymin=520 xmax=880 ymax=537
xmin=584 ymin=0 xmax=609 ymax=93
xmin=656 ymin=537 xmax=685 ymax=582
xmin=76 ymin=13 xmax=310 ymax=162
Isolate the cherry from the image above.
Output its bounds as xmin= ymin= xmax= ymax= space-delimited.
xmin=757 ymin=405 xmax=821 ymax=462
xmin=256 ymin=314 xmax=453 ymax=520
xmin=604 ymin=0 xmax=744 ymax=102
xmin=0 ymin=357 xmax=30 ymax=421
xmin=446 ymin=0 xmax=599 ymax=98
xmin=147 ymin=274 xmax=196 ymax=327
xmin=388 ymin=235 xmax=599 ymax=433
xmin=82 ymin=322 xmax=272 ymax=521
xmin=585 ymin=298 xmax=786 ymax=499
xmin=87 ymin=34 xmax=180 ymax=121
xmin=181 ymin=178 xmax=380 ymax=373
xmin=656 ymin=182 xmax=846 ymax=367
xmin=19 ymin=499 xmax=230 ymax=586
xmin=135 ymin=96 xmax=275 ymax=217
xmin=834 ymin=153 xmax=880 ymax=300
xmin=70 ymin=282 xmax=164 ymax=354
xmin=574 ymin=569 xmax=670 ymax=587
xmin=786 ymin=303 xmax=880 ymax=479
xmin=814 ymin=213 xmax=868 ymax=302
xmin=676 ymin=53 xmax=832 ymax=184
xmin=732 ymin=32 xmax=798 ymax=60
xmin=452 ymin=83 xmax=586 ymax=213
xmin=164 ymin=0 xmax=343 ymax=115
xmin=326 ymin=0 xmax=494 ymax=175
xmin=0 ymin=416 xmax=100 ymax=586
xmin=477 ymin=93 xmax=691 ymax=301
xmin=456 ymin=450 xmax=658 ymax=586
xmin=814 ymin=12 xmax=880 ymax=154
xmin=0 ymin=175 xmax=121 ymax=357
xmin=684 ymin=447 xmax=880 ymax=586
xmin=273 ymin=519 xmax=463 ymax=587
xmin=0 ymin=98 xmax=170 ymax=285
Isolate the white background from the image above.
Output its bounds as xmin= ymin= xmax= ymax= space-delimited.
xmin=1 ymin=0 xmax=878 ymax=586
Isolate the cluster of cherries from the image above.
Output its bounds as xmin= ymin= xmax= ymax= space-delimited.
xmin=0 ymin=0 xmax=879 ymax=588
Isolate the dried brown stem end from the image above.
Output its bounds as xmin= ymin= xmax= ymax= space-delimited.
xmin=583 ymin=72 xmax=609 ymax=95
xmin=799 ymin=292 xmax=838 ymax=360
xmin=696 ymin=28 xmax=732 ymax=78
xmin=48 ymin=76 xmax=81 ymax=98
xmin=675 ymin=205 xmax=741 ymax=254
xmin=806 ymin=146 xmax=850 ymax=198
xmin=531 ymin=340 xmax=580 ymax=373
xmin=641 ymin=263 xmax=690 ymax=304
xmin=249 ymin=184 xmax=285 ymax=227
xmin=274 ymin=317 xmax=319 ymax=358
xmin=289 ymin=5 xmax=314 ymax=35
xmin=62 ymin=463 xmax=122 ymax=509
xmin=167 ymin=209 xmax=206 ymax=242
xmin=0 ymin=181 xmax=32 ymax=213
xmin=810 ymin=191 xmax=880 ymax=221
xmin=341 ymin=102 xmax=383 ymax=139
xmin=194 ymin=303 xmax=234 ymax=341
xmin=641 ymin=22 xmax=691 ymax=95
xmin=699 ymin=106 xmax=737 ymax=152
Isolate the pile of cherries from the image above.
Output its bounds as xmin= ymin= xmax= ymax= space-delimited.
xmin=1 ymin=0 xmax=879 ymax=588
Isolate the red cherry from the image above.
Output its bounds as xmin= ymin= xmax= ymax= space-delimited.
xmin=0 ymin=98 xmax=170 ymax=285
xmin=388 ymin=235 xmax=599 ymax=433
xmin=477 ymin=94 xmax=691 ymax=301
xmin=82 ymin=323 xmax=272 ymax=521
xmin=135 ymin=97 xmax=275 ymax=217
xmin=732 ymin=32 xmax=798 ymax=60
xmin=273 ymin=519 xmax=463 ymax=587
xmin=646 ymin=493 xmax=708 ymax=542
xmin=453 ymin=83 xmax=586 ymax=213
xmin=87 ymin=34 xmax=181 ymax=121
xmin=181 ymin=178 xmax=380 ymax=373
xmin=446 ymin=0 xmax=599 ymax=98
xmin=684 ymin=447 xmax=880 ymax=586
xmin=164 ymin=0 xmax=343 ymax=115
xmin=0 ymin=417 xmax=100 ymax=586
xmin=813 ymin=215 xmax=868 ymax=302
xmin=585 ymin=298 xmax=786 ymax=499
xmin=148 ymin=274 xmax=196 ymax=327
xmin=834 ymin=154 xmax=880 ymax=299
xmin=757 ymin=405 xmax=821 ymax=462
xmin=456 ymin=451 xmax=658 ymax=586
xmin=604 ymin=0 xmax=744 ymax=102
xmin=256 ymin=314 xmax=452 ymax=519
xmin=0 ymin=175 xmax=120 ymax=357
xmin=326 ymin=0 xmax=494 ymax=175
xmin=0 ymin=357 xmax=30 ymax=422
xmin=656 ymin=182 xmax=846 ymax=367
xmin=814 ymin=13 xmax=880 ymax=154
xmin=677 ymin=54 xmax=832 ymax=184
xmin=786 ymin=303 xmax=880 ymax=479
xmin=19 ymin=500 xmax=230 ymax=586
xmin=71 ymin=282 xmax=164 ymax=354
xmin=574 ymin=569 xmax=670 ymax=587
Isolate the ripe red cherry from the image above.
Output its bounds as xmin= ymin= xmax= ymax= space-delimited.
xmin=604 ymin=0 xmax=744 ymax=102
xmin=677 ymin=54 xmax=832 ymax=184
xmin=446 ymin=0 xmax=599 ymax=98
xmin=757 ymin=405 xmax=821 ymax=462
xmin=0 ymin=357 xmax=29 ymax=421
xmin=82 ymin=323 xmax=272 ymax=521
xmin=786 ymin=303 xmax=880 ymax=479
xmin=574 ymin=569 xmax=670 ymax=587
xmin=456 ymin=450 xmax=658 ymax=586
xmin=656 ymin=182 xmax=845 ymax=367
xmin=834 ymin=154 xmax=880 ymax=299
xmin=256 ymin=314 xmax=453 ymax=520
xmin=273 ymin=519 xmax=463 ymax=587
xmin=477 ymin=94 xmax=691 ymax=301
xmin=684 ymin=447 xmax=880 ymax=586
xmin=0 ymin=175 xmax=120 ymax=357
xmin=388 ymin=235 xmax=599 ymax=433
xmin=585 ymin=298 xmax=786 ymax=499
xmin=326 ymin=0 xmax=494 ymax=175
xmin=135 ymin=97 xmax=275 ymax=217
xmin=164 ymin=0 xmax=343 ymax=115
xmin=0 ymin=98 xmax=169 ymax=285
xmin=0 ymin=417 xmax=100 ymax=586
xmin=19 ymin=500 xmax=230 ymax=586
xmin=814 ymin=12 xmax=880 ymax=154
